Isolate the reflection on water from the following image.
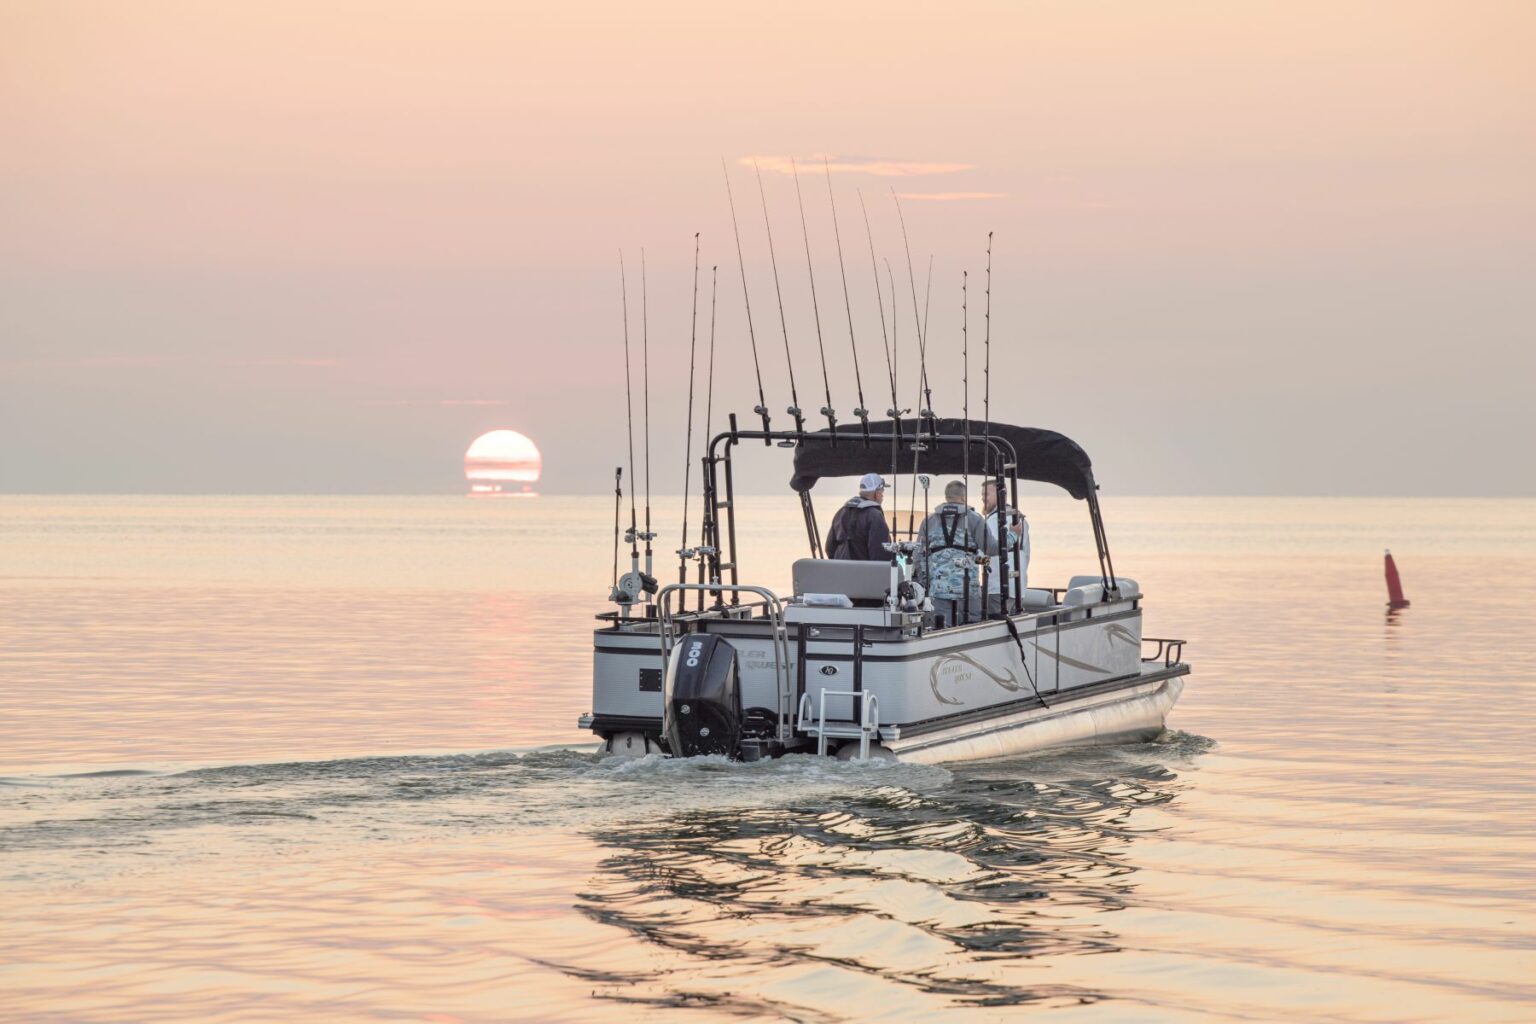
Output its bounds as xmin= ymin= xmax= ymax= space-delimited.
xmin=578 ymin=740 xmax=1206 ymax=1015
xmin=2 ymin=496 xmax=1535 ymax=1021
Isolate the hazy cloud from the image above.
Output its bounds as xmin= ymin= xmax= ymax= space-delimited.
xmin=743 ymin=155 xmax=973 ymax=177
xmin=893 ymin=192 xmax=1008 ymax=201
xmin=361 ymin=399 xmax=511 ymax=407
xmin=2 ymin=356 xmax=339 ymax=372
xmin=0 ymin=356 xmax=169 ymax=372
xmin=228 ymin=358 xmax=341 ymax=368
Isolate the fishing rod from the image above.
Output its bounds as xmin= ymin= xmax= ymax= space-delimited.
xmin=610 ymin=466 xmax=623 ymax=598
xmin=698 ymin=264 xmax=720 ymax=610
xmin=621 ymin=252 xmax=638 ymax=563
xmin=791 ymin=158 xmax=836 ymax=444
xmin=982 ymin=234 xmax=994 ymax=477
xmin=922 ymin=254 xmax=933 ymax=434
xmin=703 ymin=267 xmax=718 ymax=498
xmin=893 ymin=190 xmax=936 ymax=437
xmin=906 ymin=254 xmax=934 ymax=539
xmin=722 ymin=159 xmax=772 ymax=443
xmin=963 ymin=269 xmax=971 ymax=491
xmin=961 ymin=270 xmax=977 ymax=625
xmin=860 ymin=189 xmax=902 ymax=536
xmin=640 ymin=249 xmax=656 ymax=607
xmin=981 ymin=232 xmax=996 ymax=611
xmin=754 ymin=160 xmax=806 ymax=441
xmin=962 ymin=269 xmax=973 ymax=626
xmin=678 ymin=233 xmax=701 ymax=587
xmin=613 ymin=252 xmax=649 ymax=615
xmin=859 ymin=190 xmax=902 ymax=438
xmin=825 ymin=159 xmax=870 ymax=446
xmin=885 ymin=258 xmax=904 ymax=537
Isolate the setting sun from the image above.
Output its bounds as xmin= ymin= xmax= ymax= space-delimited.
xmin=464 ymin=429 xmax=541 ymax=496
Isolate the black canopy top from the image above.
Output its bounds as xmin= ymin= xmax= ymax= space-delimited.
xmin=788 ymin=418 xmax=1097 ymax=500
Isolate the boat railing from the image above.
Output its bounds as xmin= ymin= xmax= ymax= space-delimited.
xmin=1142 ymin=637 xmax=1186 ymax=667
xmin=595 ymin=596 xmax=776 ymax=626
xmin=656 ymin=583 xmax=794 ymax=743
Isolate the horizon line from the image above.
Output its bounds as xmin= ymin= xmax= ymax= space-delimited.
xmin=1 ymin=492 xmax=1531 ymax=501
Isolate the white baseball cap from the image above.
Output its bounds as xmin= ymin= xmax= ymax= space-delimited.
xmin=858 ymin=472 xmax=888 ymax=492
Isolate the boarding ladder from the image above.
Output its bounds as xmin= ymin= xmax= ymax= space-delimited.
xmin=797 ymin=689 xmax=881 ymax=760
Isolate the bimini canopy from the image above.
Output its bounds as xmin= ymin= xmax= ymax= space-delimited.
xmin=788 ymin=418 xmax=1097 ymax=500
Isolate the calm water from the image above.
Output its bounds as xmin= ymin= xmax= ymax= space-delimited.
xmin=2 ymin=495 xmax=1534 ymax=1022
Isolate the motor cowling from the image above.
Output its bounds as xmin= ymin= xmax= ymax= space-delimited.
xmin=663 ymin=633 xmax=741 ymax=758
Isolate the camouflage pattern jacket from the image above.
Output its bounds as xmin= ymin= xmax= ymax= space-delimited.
xmin=913 ymin=503 xmax=987 ymax=601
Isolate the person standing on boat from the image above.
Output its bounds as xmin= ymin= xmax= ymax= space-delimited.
xmin=827 ymin=472 xmax=892 ymax=561
xmin=915 ymin=480 xmax=987 ymax=625
xmin=982 ymin=478 xmax=1028 ymax=614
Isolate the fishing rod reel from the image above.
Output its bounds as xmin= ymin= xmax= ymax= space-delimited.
xmin=612 ymin=568 xmax=658 ymax=604
xmin=879 ymin=540 xmax=928 ymax=614
xmin=676 ymin=544 xmax=714 ymax=575
xmin=897 ymin=578 xmax=927 ymax=614
xmin=778 ymin=404 xmax=805 ymax=447
xmin=609 ymin=575 xmax=642 ymax=605
xmin=675 ymin=545 xmax=698 ymax=584
xmin=819 ymin=405 xmax=838 ymax=446
xmin=612 ymin=525 xmax=658 ymax=609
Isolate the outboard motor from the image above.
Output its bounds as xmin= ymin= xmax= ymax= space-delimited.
xmin=663 ymin=633 xmax=741 ymax=758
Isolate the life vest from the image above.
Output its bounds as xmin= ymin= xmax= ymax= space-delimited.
xmin=927 ymin=503 xmax=976 ymax=552
xmin=828 ymin=498 xmax=880 ymax=559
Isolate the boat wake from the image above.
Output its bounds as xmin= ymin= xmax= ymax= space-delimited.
xmin=0 ymin=734 xmax=1211 ymax=890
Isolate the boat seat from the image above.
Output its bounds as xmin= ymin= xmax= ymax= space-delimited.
xmin=1068 ymin=575 xmax=1140 ymax=600
xmin=1020 ymin=587 xmax=1056 ymax=610
xmin=1065 ymin=583 xmax=1104 ymax=606
xmin=792 ymin=559 xmax=890 ymax=605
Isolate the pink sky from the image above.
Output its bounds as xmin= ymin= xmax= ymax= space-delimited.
xmin=2 ymin=0 xmax=1533 ymax=494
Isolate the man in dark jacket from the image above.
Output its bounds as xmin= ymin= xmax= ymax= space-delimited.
xmin=827 ymin=473 xmax=892 ymax=561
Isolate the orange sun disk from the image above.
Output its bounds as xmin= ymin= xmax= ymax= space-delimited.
xmin=465 ymin=430 xmax=542 ymax=496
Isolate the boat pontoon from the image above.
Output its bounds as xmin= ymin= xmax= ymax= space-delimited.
xmin=578 ymin=418 xmax=1189 ymax=764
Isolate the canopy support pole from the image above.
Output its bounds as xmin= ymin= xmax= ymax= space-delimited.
xmin=701 ymin=443 xmax=723 ymax=608
xmin=800 ymin=491 xmax=823 ymax=558
xmin=1086 ymin=490 xmax=1117 ymax=595
xmin=722 ymin=437 xmax=742 ymax=603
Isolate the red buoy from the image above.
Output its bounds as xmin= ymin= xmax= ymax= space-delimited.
xmin=1384 ymin=549 xmax=1410 ymax=609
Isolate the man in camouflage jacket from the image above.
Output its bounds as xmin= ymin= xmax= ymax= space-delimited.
xmin=914 ymin=480 xmax=987 ymax=625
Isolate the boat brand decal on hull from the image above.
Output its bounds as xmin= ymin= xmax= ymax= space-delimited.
xmin=929 ymin=651 xmax=1023 ymax=705
xmin=1106 ymin=623 xmax=1139 ymax=649
xmin=1032 ymin=642 xmax=1108 ymax=675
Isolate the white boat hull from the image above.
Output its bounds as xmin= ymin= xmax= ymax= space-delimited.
xmin=885 ymin=671 xmax=1183 ymax=764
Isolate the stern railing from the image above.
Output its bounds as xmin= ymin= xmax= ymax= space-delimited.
xmin=1141 ymin=637 xmax=1186 ymax=667
xmin=656 ymin=583 xmax=794 ymax=743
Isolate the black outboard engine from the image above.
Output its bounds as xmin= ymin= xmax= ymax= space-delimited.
xmin=663 ymin=633 xmax=741 ymax=758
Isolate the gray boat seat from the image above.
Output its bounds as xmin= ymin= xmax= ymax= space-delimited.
xmin=1065 ymin=583 xmax=1104 ymax=606
xmin=1068 ymin=575 xmax=1140 ymax=600
xmin=1020 ymin=587 xmax=1057 ymax=610
xmin=792 ymin=559 xmax=890 ymax=604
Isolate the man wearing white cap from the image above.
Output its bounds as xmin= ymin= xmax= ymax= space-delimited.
xmin=827 ymin=472 xmax=892 ymax=561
